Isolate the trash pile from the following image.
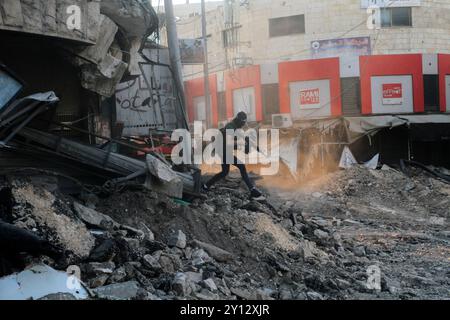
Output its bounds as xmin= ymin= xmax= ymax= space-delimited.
xmin=0 ymin=162 xmax=449 ymax=300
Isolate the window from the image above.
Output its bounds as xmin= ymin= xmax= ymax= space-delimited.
xmin=381 ymin=7 xmax=412 ymax=27
xmin=269 ymin=14 xmax=305 ymax=38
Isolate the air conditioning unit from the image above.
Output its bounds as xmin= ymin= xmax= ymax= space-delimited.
xmin=272 ymin=114 xmax=293 ymax=129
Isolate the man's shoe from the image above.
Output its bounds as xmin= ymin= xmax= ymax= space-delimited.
xmin=202 ymin=184 xmax=210 ymax=193
xmin=250 ymin=187 xmax=265 ymax=200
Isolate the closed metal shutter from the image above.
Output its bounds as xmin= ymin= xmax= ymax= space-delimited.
xmin=217 ymin=92 xmax=227 ymax=121
xmin=262 ymin=84 xmax=280 ymax=122
xmin=341 ymin=77 xmax=361 ymax=116
xmin=424 ymin=75 xmax=440 ymax=112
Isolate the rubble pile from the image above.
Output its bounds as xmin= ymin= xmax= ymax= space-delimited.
xmin=0 ymin=164 xmax=449 ymax=300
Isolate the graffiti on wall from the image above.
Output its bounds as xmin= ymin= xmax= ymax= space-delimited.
xmin=115 ymin=51 xmax=179 ymax=136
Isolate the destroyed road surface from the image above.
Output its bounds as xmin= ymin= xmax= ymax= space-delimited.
xmin=0 ymin=164 xmax=448 ymax=300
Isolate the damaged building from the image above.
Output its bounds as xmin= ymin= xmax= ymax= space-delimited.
xmin=0 ymin=0 xmax=192 ymax=181
xmin=178 ymin=0 xmax=450 ymax=179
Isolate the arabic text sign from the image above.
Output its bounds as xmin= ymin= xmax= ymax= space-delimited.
xmin=361 ymin=0 xmax=421 ymax=8
xmin=382 ymin=83 xmax=403 ymax=105
xmin=311 ymin=37 xmax=371 ymax=59
xmin=300 ymin=88 xmax=320 ymax=106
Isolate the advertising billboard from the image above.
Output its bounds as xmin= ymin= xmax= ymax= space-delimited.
xmin=180 ymin=39 xmax=205 ymax=64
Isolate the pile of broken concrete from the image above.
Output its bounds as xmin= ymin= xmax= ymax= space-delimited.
xmin=0 ymin=173 xmax=347 ymax=300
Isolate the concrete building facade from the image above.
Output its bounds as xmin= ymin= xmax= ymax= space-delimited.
xmin=168 ymin=0 xmax=450 ymax=128
xmin=171 ymin=0 xmax=450 ymax=80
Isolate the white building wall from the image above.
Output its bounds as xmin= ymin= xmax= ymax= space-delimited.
xmin=161 ymin=0 xmax=450 ymax=81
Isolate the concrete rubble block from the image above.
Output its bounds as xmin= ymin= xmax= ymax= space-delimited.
xmin=195 ymin=289 xmax=220 ymax=300
xmin=299 ymin=239 xmax=329 ymax=262
xmin=127 ymin=37 xmax=144 ymax=76
xmin=73 ymin=202 xmax=119 ymax=230
xmin=142 ymin=254 xmax=163 ymax=273
xmin=0 ymin=0 xmax=24 ymax=27
xmin=201 ymin=278 xmax=218 ymax=292
xmin=193 ymin=240 xmax=233 ymax=263
xmin=0 ymin=264 xmax=89 ymax=300
xmin=85 ymin=262 xmax=116 ymax=276
xmin=429 ymin=216 xmax=446 ymax=226
xmin=42 ymin=0 xmax=57 ymax=32
xmin=145 ymin=154 xmax=184 ymax=199
xmin=168 ymin=230 xmax=187 ymax=249
xmin=86 ymin=0 xmax=101 ymax=42
xmin=185 ymin=272 xmax=203 ymax=284
xmin=230 ymin=287 xmax=254 ymax=300
xmin=89 ymin=239 xmax=117 ymax=262
xmin=306 ymin=291 xmax=324 ymax=300
xmin=79 ymin=56 xmax=128 ymax=97
xmin=93 ymin=281 xmax=141 ymax=300
xmin=116 ymin=237 xmax=142 ymax=260
xmin=77 ymin=14 xmax=118 ymax=65
xmin=120 ymin=225 xmax=145 ymax=240
xmin=191 ymin=248 xmax=213 ymax=266
xmin=159 ymin=253 xmax=183 ymax=273
xmin=107 ymin=267 xmax=128 ymax=285
xmin=314 ymin=229 xmax=330 ymax=240
xmin=21 ymin=0 xmax=43 ymax=31
xmin=256 ymin=288 xmax=276 ymax=300
xmin=140 ymin=223 xmax=155 ymax=241
xmin=98 ymin=53 xmax=128 ymax=80
xmin=100 ymin=0 xmax=152 ymax=37
xmin=353 ymin=246 xmax=366 ymax=257
xmin=88 ymin=274 xmax=110 ymax=289
xmin=172 ymin=272 xmax=191 ymax=297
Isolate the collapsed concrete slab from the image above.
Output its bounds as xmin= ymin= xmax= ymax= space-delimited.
xmin=0 ymin=0 xmax=99 ymax=44
xmin=145 ymin=154 xmax=184 ymax=198
xmin=0 ymin=0 xmax=158 ymax=98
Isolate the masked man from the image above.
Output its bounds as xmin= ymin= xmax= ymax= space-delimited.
xmin=202 ymin=112 xmax=264 ymax=200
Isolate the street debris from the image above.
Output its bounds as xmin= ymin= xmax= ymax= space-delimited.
xmin=0 ymin=163 xmax=448 ymax=300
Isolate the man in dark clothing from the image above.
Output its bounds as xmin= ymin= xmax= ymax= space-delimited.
xmin=202 ymin=112 xmax=264 ymax=199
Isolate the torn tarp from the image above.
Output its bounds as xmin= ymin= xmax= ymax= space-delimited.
xmin=0 ymin=64 xmax=24 ymax=110
xmin=279 ymin=138 xmax=300 ymax=180
xmin=0 ymin=92 xmax=59 ymax=146
xmin=339 ymin=146 xmax=357 ymax=169
xmin=0 ymin=264 xmax=89 ymax=300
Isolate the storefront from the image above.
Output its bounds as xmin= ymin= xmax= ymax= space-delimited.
xmin=278 ymin=58 xmax=342 ymax=120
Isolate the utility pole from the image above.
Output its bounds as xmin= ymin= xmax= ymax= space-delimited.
xmin=164 ymin=0 xmax=189 ymax=128
xmin=201 ymin=0 xmax=212 ymax=128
